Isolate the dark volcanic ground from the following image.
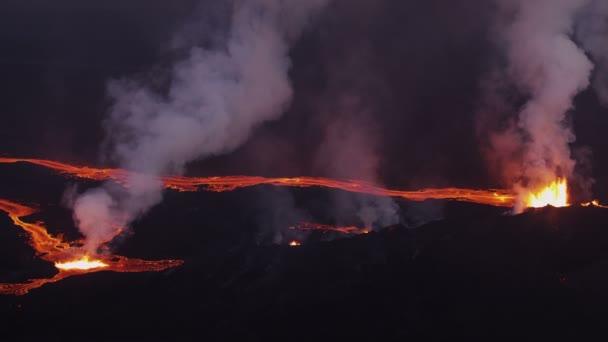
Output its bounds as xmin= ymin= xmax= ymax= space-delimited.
xmin=1 ymin=163 xmax=608 ymax=341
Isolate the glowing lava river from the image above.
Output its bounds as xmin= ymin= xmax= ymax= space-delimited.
xmin=0 ymin=199 xmax=183 ymax=295
xmin=289 ymin=222 xmax=370 ymax=235
xmin=0 ymin=158 xmax=517 ymax=207
xmin=4 ymin=157 xmax=600 ymax=295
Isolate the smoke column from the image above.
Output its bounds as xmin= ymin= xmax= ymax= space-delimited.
xmin=72 ymin=0 xmax=328 ymax=253
xmin=576 ymin=0 xmax=608 ymax=106
xmin=314 ymin=95 xmax=399 ymax=230
xmin=480 ymin=0 xmax=593 ymax=212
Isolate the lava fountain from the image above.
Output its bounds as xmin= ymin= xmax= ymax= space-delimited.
xmin=525 ymin=178 xmax=569 ymax=209
xmin=54 ymin=256 xmax=109 ymax=271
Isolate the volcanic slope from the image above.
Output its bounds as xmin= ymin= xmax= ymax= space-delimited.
xmin=2 ymin=161 xmax=608 ymax=339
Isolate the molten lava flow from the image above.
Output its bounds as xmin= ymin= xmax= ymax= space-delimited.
xmin=0 ymin=157 xmax=129 ymax=184
xmin=55 ymin=256 xmax=109 ymax=270
xmin=289 ymin=222 xmax=369 ymax=234
xmin=581 ymin=200 xmax=608 ymax=209
xmin=0 ymin=158 xmax=517 ymax=207
xmin=526 ymin=178 xmax=569 ymax=208
xmin=0 ymin=199 xmax=183 ymax=296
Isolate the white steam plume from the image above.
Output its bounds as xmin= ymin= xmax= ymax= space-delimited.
xmin=576 ymin=0 xmax=608 ymax=106
xmin=72 ymin=0 xmax=328 ymax=253
xmin=482 ymin=0 xmax=593 ymax=212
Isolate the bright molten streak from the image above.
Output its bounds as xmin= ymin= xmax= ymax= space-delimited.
xmin=582 ymin=200 xmax=608 ymax=209
xmin=290 ymin=222 xmax=369 ymax=234
xmin=55 ymin=256 xmax=109 ymax=270
xmin=0 ymin=199 xmax=183 ymax=296
xmin=0 ymin=158 xmax=516 ymax=207
xmin=526 ymin=179 xmax=569 ymax=208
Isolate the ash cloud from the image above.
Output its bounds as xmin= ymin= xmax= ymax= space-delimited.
xmin=71 ymin=0 xmax=328 ymax=253
xmin=478 ymin=0 xmax=594 ymax=211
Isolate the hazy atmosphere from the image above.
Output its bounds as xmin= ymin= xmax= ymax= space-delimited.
xmin=3 ymin=1 xmax=608 ymax=340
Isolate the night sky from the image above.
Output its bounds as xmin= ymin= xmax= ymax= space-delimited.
xmin=5 ymin=4 xmax=608 ymax=340
xmin=2 ymin=0 xmax=608 ymax=196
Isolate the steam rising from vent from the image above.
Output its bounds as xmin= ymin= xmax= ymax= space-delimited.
xmin=479 ymin=0 xmax=594 ymax=212
xmin=314 ymin=95 xmax=399 ymax=230
xmin=72 ymin=0 xmax=328 ymax=253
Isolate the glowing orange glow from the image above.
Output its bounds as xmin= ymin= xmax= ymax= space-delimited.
xmin=526 ymin=178 xmax=569 ymax=208
xmin=0 ymin=199 xmax=183 ymax=295
xmin=289 ymin=240 xmax=301 ymax=246
xmin=289 ymin=222 xmax=369 ymax=234
xmin=581 ymin=200 xmax=608 ymax=208
xmin=55 ymin=256 xmax=108 ymax=270
xmin=0 ymin=158 xmax=517 ymax=207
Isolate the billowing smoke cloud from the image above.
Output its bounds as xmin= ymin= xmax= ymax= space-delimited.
xmin=72 ymin=0 xmax=328 ymax=253
xmin=478 ymin=0 xmax=594 ymax=212
xmin=576 ymin=0 xmax=608 ymax=106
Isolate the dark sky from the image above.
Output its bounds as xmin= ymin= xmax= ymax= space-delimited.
xmin=1 ymin=0 xmax=607 ymax=194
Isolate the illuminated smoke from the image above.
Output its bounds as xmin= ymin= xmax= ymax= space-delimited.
xmin=72 ymin=0 xmax=328 ymax=253
xmin=479 ymin=0 xmax=593 ymax=212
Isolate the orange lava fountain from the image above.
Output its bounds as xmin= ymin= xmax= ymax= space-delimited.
xmin=0 ymin=158 xmax=516 ymax=207
xmin=525 ymin=178 xmax=569 ymax=209
xmin=289 ymin=240 xmax=301 ymax=246
xmin=55 ymin=256 xmax=109 ymax=271
xmin=0 ymin=199 xmax=183 ymax=295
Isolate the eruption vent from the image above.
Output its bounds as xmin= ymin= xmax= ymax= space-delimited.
xmin=55 ymin=256 xmax=109 ymax=271
xmin=481 ymin=0 xmax=597 ymax=212
xmin=62 ymin=0 xmax=330 ymax=254
xmin=526 ymin=178 xmax=569 ymax=208
xmin=0 ymin=199 xmax=183 ymax=296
